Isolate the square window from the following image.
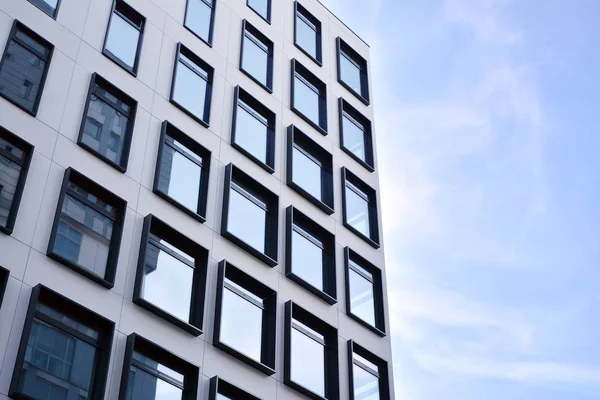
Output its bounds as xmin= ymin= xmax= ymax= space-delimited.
xmin=78 ymin=73 xmax=137 ymax=172
xmin=240 ymin=20 xmax=274 ymax=92
xmin=0 ymin=21 xmax=54 ymax=116
xmin=339 ymin=98 xmax=374 ymax=171
xmin=153 ymin=121 xmax=211 ymax=223
xmin=291 ymin=59 xmax=328 ymax=135
xmin=9 ymin=284 xmax=114 ymax=400
xmin=221 ymin=163 xmax=279 ymax=266
xmin=342 ymin=168 xmax=380 ymax=248
xmin=47 ymin=168 xmax=127 ymax=288
xmin=209 ymin=376 xmax=261 ymax=400
xmin=118 ymin=333 xmax=199 ymax=400
xmin=294 ymin=2 xmax=322 ymax=65
xmin=184 ymin=0 xmax=216 ymax=46
xmin=247 ymin=0 xmax=271 ymax=23
xmin=133 ymin=214 xmax=209 ymax=336
xmin=231 ymin=86 xmax=276 ymax=172
xmin=287 ymin=125 xmax=334 ymax=214
xmin=337 ymin=38 xmax=370 ymax=105
xmin=284 ymin=301 xmax=339 ymax=400
xmin=0 ymin=125 xmax=34 ymax=235
xmin=170 ymin=43 xmax=214 ymax=127
xmin=27 ymin=0 xmax=61 ymax=19
xmin=348 ymin=341 xmax=391 ymax=400
xmin=103 ymin=0 xmax=145 ymax=75
xmin=285 ymin=206 xmax=336 ymax=304
xmin=0 ymin=266 xmax=8 ymax=307
xmin=213 ymin=260 xmax=277 ymax=375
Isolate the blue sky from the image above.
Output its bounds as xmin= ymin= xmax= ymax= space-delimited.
xmin=320 ymin=0 xmax=600 ymax=398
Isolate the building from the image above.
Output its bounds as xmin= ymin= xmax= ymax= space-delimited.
xmin=0 ymin=0 xmax=394 ymax=399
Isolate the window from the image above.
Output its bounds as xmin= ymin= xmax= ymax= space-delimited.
xmin=0 ymin=266 xmax=8 ymax=308
xmin=213 ymin=260 xmax=277 ymax=375
xmin=339 ymin=98 xmax=374 ymax=171
xmin=184 ymin=0 xmax=216 ymax=46
xmin=153 ymin=121 xmax=211 ymax=223
xmin=342 ymin=168 xmax=380 ymax=248
xmin=284 ymin=301 xmax=339 ymax=400
xmin=291 ymin=59 xmax=327 ymax=135
xmin=348 ymin=341 xmax=391 ymax=400
xmin=247 ymin=0 xmax=271 ymax=23
xmin=0 ymin=125 xmax=34 ymax=235
xmin=337 ymin=38 xmax=370 ymax=105
xmin=294 ymin=2 xmax=322 ymax=65
xmin=78 ymin=73 xmax=137 ymax=172
xmin=133 ymin=214 xmax=209 ymax=336
xmin=9 ymin=284 xmax=114 ymax=400
xmin=47 ymin=168 xmax=127 ymax=288
xmin=209 ymin=376 xmax=261 ymax=400
xmin=240 ymin=20 xmax=274 ymax=92
xmin=230 ymin=86 xmax=276 ymax=172
xmin=0 ymin=21 xmax=54 ymax=116
xmin=103 ymin=0 xmax=145 ymax=75
xmin=118 ymin=333 xmax=199 ymax=400
xmin=221 ymin=163 xmax=279 ymax=266
xmin=345 ymin=248 xmax=386 ymax=336
xmin=170 ymin=43 xmax=214 ymax=127
xmin=27 ymin=0 xmax=61 ymax=18
xmin=287 ymin=125 xmax=334 ymax=214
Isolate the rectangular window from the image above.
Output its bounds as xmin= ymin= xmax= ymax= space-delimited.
xmin=294 ymin=2 xmax=322 ymax=65
xmin=213 ymin=260 xmax=277 ymax=375
xmin=337 ymin=38 xmax=370 ymax=105
xmin=119 ymin=333 xmax=199 ymax=400
xmin=47 ymin=168 xmax=127 ymax=288
xmin=231 ymin=86 xmax=276 ymax=172
xmin=0 ymin=266 xmax=8 ymax=308
xmin=291 ymin=59 xmax=328 ymax=134
xmin=247 ymin=0 xmax=271 ymax=23
xmin=153 ymin=121 xmax=211 ymax=222
xmin=103 ymin=0 xmax=145 ymax=75
xmin=0 ymin=21 xmax=54 ymax=116
xmin=78 ymin=73 xmax=137 ymax=172
xmin=184 ymin=0 xmax=216 ymax=46
xmin=348 ymin=341 xmax=391 ymax=400
xmin=170 ymin=43 xmax=214 ymax=127
xmin=27 ymin=0 xmax=61 ymax=19
xmin=0 ymin=125 xmax=34 ymax=235
xmin=133 ymin=214 xmax=209 ymax=336
xmin=9 ymin=284 xmax=114 ymax=400
xmin=240 ymin=20 xmax=274 ymax=92
xmin=209 ymin=376 xmax=261 ymax=400
xmin=342 ymin=167 xmax=380 ymax=248
xmin=221 ymin=163 xmax=279 ymax=266
xmin=339 ymin=98 xmax=374 ymax=171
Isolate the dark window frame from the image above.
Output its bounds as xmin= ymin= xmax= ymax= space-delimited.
xmin=336 ymin=38 xmax=370 ymax=105
xmin=291 ymin=59 xmax=328 ymax=135
xmin=246 ymin=0 xmax=271 ymax=24
xmin=213 ymin=260 xmax=277 ymax=375
xmin=293 ymin=1 xmax=322 ymax=66
xmin=184 ymin=0 xmax=216 ymax=47
xmin=133 ymin=214 xmax=209 ymax=336
xmin=239 ymin=20 xmax=274 ymax=93
xmin=209 ymin=376 xmax=261 ymax=400
xmin=0 ymin=266 xmax=8 ymax=307
xmin=0 ymin=20 xmax=54 ymax=116
xmin=27 ymin=0 xmax=62 ymax=19
xmin=47 ymin=167 xmax=127 ymax=289
xmin=339 ymin=98 xmax=374 ymax=172
xmin=9 ymin=284 xmax=115 ymax=400
xmin=348 ymin=340 xmax=391 ymax=400
xmin=77 ymin=73 xmax=138 ymax=173
xmin=341 ymin=167 xmax=380 ymax=248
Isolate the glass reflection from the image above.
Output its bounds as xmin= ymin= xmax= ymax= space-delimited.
xmin=234 ymin=101 xmax=268 ymax=164
xmin=349 ymin=264 xmax=375 ymax=326
xmin=158 ymin=143 xmax=202 ymax=213
xmin=292 ymin=147 xmax=322 ymax=200
xmin=127 ymin=366 xmax=183 ymax=400
xmin=242 ymin=32 xmax=268 ymax=86
xmin=0 ymin=138 xmax=24 ymax=228
xmin=296 ymin=14 xmax=317 ymax=58
xmin=29 ymin=0 xmax=59 ymax=16
xmin=353 ymin=363 xmax=379 ymax=400
xmin=294 ymin=76 xmax=319 ymax=124
xmin=291 ymin=326 xmax=325 ymax=396
xmin=340 ymin=53 xmax=362 ymax=94
xmin=248 ymin=0 xmax=268 ymax=19
xmin=105 ymin=13 xmax=140 ymax=69
xmin=345 ymin=185 xmax=370 ymax=237
xmin=185 ymin=0 xmax=212 ymax=42
xmin=227 ymin=186 xmax=266 ymax=253
xmin=173 ymin=56 xmax=208 ymax=121
xmin=342 ymin=114 xmax=366 ymax=161
xmin=292 ymin=229 xmax=323 ymax=290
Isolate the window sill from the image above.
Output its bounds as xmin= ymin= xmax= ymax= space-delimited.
xmin=102 ymin=50 xmax=138 ymax=77
xmin=341 ymin=146 xmax=375 ymax=173
xmin=132 ymin=297 xmax=203 ymax=337
xmin=77 ymin=141 xmax=128 ymax=173
xmin=347 ymin=312 xmax=386 ymax=337
xmin=284 ymin=380 xmax=328 ymax=400
xmin=153 ymin=189 xmax=207 ymax=224
xmin=213 ymin=340 xmax=276 ymax=376
xmin=46 ymin=251 xmax=115 ymax=289
xmin=221 ymin=231 xmax=278 ymax=267
xmin=343 ymin=222 xmax=380 ymax=249
xmin=294 ymin=44 xmax=323 ymax=68
xmin=291 ymin=107 xmax=327 ymax=136
xmin=287 ymin=181 xmax=334 ymax=215
xmin=248 ymin=7 xmax=271 ymax=25
xmin=240 ymin=69 xmax=273 ymax=94
xmin=231 ymin=142 xmax=275 ymax=174
xmin=0 ymin=91 xmax=37 ymax=117
xmin=170 ymin=99 xmax=210 ymax=129
xmin=184 ymin=25 xmax=213 ymax=48
xmin=286 ymin=272 xmax=337 ymax=305
xmin=338 ymin=80 xmax=370 ymax=106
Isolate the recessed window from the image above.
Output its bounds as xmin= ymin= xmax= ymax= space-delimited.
xmin=221 ymin=163 xmax=279 ymax=266
xmin=339 ymin=98 xmax=374 ymax=171
xmin=27 ymin=0 xmax=61 ymax=18
xmin=285 ymin=206 xmax=336 ymax=304
xmin=0 ymin=125 xmax=34 ymax=235
xmin=231 ymin=86 xmax=276 ymax=172
xmin=0 ymin=266 xmax=8 ymax=307
xmin=133 ymin=214 xmax=209 ymax=336
xmin=291 ymin=59 xmax=327 ymax=135
xmin=284 ymin=301 xmax=339 ymax=400
xmin=287 ymin=125 xmax=334 ymax=214
xmin=9 ymin=284 xmax=114 ymax=400
xmin=103 ymin=0 xmax=145 ymax=75
xmin=348 ymin=341 xmax=391 ymax=400
xmin=119 ymin=333 xmax=199 ymax=400
xmin=294 ymin=2 xmax=322 ymax=65
xmin=247 ymin=0 xmax=271 ymax=23
xmin=170 ymin=43 xmax=214 ymax=127
xmin=213 ymin=260 xmax=277 ymax=375
xmin=184 ymin=0 xmax=216 ymax=46
xmin=153 ymin=121 xmax=211 ymax=223
xmin=342 ymin=167 xmax=380 ymax=248
xmin=209 ymin=376 xmax=261 ymax=400
xmin=47 ymin=168 xmax=127 ymax=288
xmin=337 ymin=38 xmax=370 ymax=105
xmin=78 ymin=73 xmax=137 ymax=172
xmin=240 ymin=20 xmax=274 ymax=92
xmin=0 ymin=21 xmax=54 ymax=116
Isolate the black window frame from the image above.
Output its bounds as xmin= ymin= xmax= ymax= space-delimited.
xmin=221 ymin=163 xmax=279 ymax=267
xmin=153 ymin=121 xmax=211 ymax=223
xmin=0 ymin=20 xmax=54 ymax=116
xmin=247 ymin=0 xmax=271 ymax=24
xmin=230 ymin=86 xmax=276 ymax=173
xmin=293 ymin=1 xmax=322 ymax=66
xmin=133 ymin=214 xmax=209 ymax=337
xmin=209 ymin=376 xmax=261 ymax=400
xmin=213 ymin=260 xmax=277 ymax=375
xmin=0 ymin=125 xmax=34 ymax=235
xmin=291 ymin=59 xmax=328 ymax=135
xmin=9 ymin=284 xmax=115 ymax=400
xmin=0 ymin=266 xmax=8 ymax=308
xmin=341 ymin=167 xmax=380 ymax=248
xmin=27 ymin=0 xmax=62 ymax=19
xmin=239 ymin=20 xmax=274 ymax=93
xmin=286 ymin=125 xmax=334 ymax=214
xmin=339 ymin=98 xmax=374 ymax=172
xmin=77 ymin=73 xmax=138 ymax=173
xmin=102 ymin=0 xmax=146 ymax=76
xmin=336 ymin=38 xmax=370 ymax=105
xmin=348 ymin=340 xmax=390 ymax=400
xmin=118 ymin=333 xmax=199 ymax=400
xmin=47 ymin=167 xmax=127 ymax=289
xmin=184 ymin=0 xmax=216 ymax=47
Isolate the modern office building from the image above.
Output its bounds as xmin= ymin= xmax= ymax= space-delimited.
xmin=0 ymin=0 xmax=393 ymax=399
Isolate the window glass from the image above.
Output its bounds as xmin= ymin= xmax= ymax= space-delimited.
xmin=234 ymin=101 xmax=268 ymax=164
xmin=292 ymin=229 xmax=323 ymax=290
xmin=291 ymin=325 xmax=325 ymax=396
xmin=28 ymin=0 xmax=60 ymax=17
xmin=248 ymin=0 xmax=269 ymax=20
xmin=0 ymin=138 xmax=24 ymax=229
xmin=342 ymin=113 xmax=366 ymax=161
xmin=296 ymin=14 xmax=317 ymax=59
xmin=127 ymin=366 xmax=183 ymax=400
xmin=345 ymin=184 xmax=370 ymax=237
xmin=242 ymin=31 xmax=269 ymax=87
xmin=227 ymin=186 xmax=266 ymax=253
xmin=348 ymin=263 xmax=375 ymax=326
xmin=340 ymin=53 xmax=362 ymax=94
xmin=294 ymin=75 xmax=320 ymax=124
xmin=352 ymin=362 xmax=379 ymax=400
xmin=157 ymin=142 xmax=202 ymax=213
xmin=292 ymin=147 xmax=322 ymax=200
xmin=185 ymin=0 xmax=212 ymax=42
xmin=105 ymin=12 xmax=140 ymax=70
xmin=173 ymin=54 xmax=208 ymax=121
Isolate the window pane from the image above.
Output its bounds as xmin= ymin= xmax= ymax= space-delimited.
xmin=227 ymin=188 xmax=266 ymax=253
xmin=353 ymin=363 xmax=380 ymax=400
xmin=173 ymin=59 xmax=208 ymax=121
xmin=291 ymin=327 xmax=325 ymax=396
xmin=132 ymin=351 xmax=185 ymax=384
xmin=234 ymin=103 xmax=268 ymax=164
xmin=0 ymin=40 xmax=46 ymax=112
xmin=127 ymin=365 xmax=183 ymax=400
xmin=292 ymin=230 xmax=323 ymax=291
xmin=248 ymin=0 xmax=268 ymax=19
xmin=346 ymin=186 xmax=370 ymax=237
xmin=294 ymin=76 xmax=319 ymax=124
xmin=343 ymin=114 xmax=366 ymax=161
xmin=349 ymin=267 xmax=375 ymax=326
xmin=157 ymin=144 xmax=202 ymax=213
xmin=37 ymin=304 xmax=100 ymax=340
xmin=242 ymin=33 xmax=268 ymax=86
xmin=340 ymin=53 xmax=362 ymax=94
xmin=185 ymin=0 xmax=212 ymax=42
xmin=0 ymin=149 xmax=23 ymax=228
xmin=296 ymin=15 xmax=317 ymax=58
xmin=292 ymin=147 xmax=322 ymax=200
xmin=28 ymin=0 xmax=59 ymax=17
xmin=105 ymin=13 xmax=140 ymax=69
